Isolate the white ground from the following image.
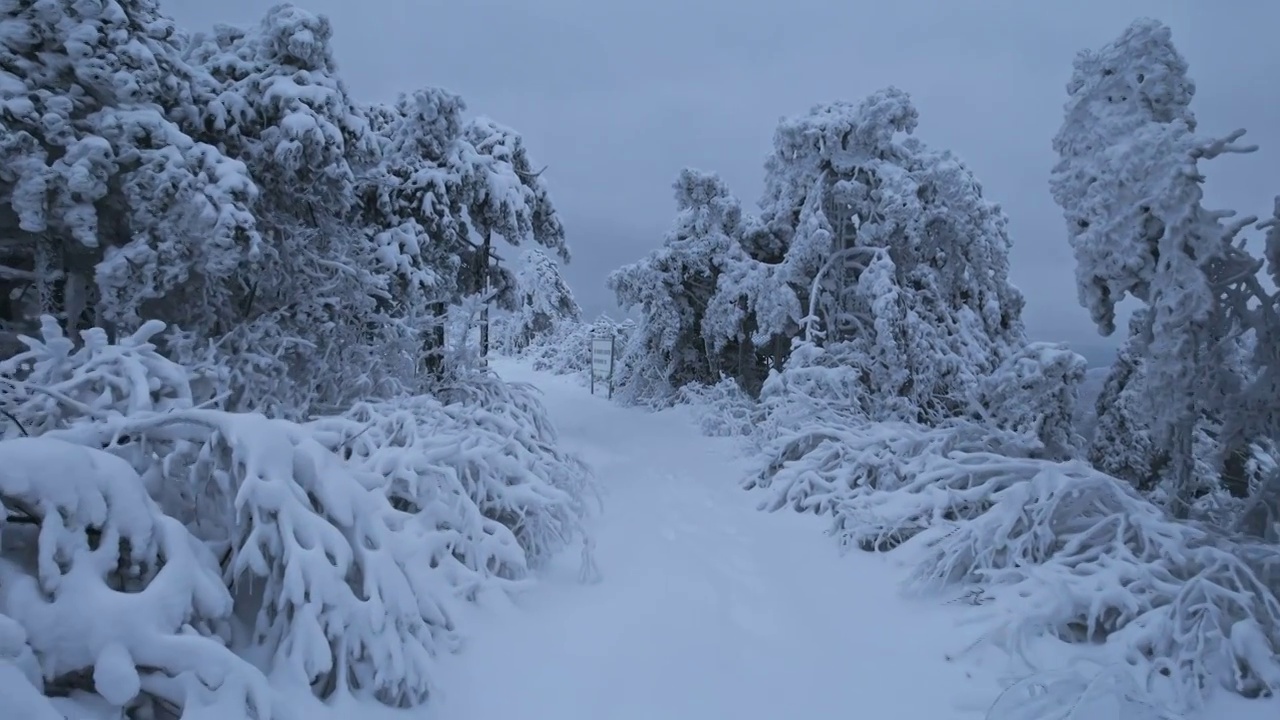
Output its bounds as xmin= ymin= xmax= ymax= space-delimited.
xmin=431 ymin=360 xmax=1004 ymax=719
xmin=423 ymin=359 xmax=1279 ymax=720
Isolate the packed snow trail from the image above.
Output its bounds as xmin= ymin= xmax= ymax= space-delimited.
xmin=430 ymin=359 xmax=1003 ymax=719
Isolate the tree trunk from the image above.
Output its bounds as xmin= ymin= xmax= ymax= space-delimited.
xmin=480 ymin=234 xmax=491 ymax=359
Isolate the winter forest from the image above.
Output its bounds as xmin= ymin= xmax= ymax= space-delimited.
xmin=1 ymin=0 xmax=1278 ymax=718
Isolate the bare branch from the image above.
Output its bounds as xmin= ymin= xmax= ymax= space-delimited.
xmin=514 ymin=165 xmax=548 ymax=181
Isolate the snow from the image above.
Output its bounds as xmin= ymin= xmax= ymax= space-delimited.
xmin=4 ymin=354 xmax=1278 ymax=720
xmin=426 ymin=357 xmax=1280 ymax=720
xmin=434 ymin=358 xmax=995 ymax=718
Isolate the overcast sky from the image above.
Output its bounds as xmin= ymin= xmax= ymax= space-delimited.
xmin=168 ymin=0 xmax=1279 ymax=364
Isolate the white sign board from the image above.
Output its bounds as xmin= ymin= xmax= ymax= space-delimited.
xmin=590 ymin=337 xmax=614 ymax=398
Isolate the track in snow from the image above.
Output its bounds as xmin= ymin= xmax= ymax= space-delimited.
xmin=430 ymin=359 xmax=998 ymax=719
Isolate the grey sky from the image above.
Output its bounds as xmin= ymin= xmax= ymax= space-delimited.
xmin=168 ymin=0 xmax=1279 ymax=365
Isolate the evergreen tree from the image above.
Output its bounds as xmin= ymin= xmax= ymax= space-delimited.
xmin=503 ymin=247 xmax=580 ymax=351
xmin=1050 ymin=18 xmax=1272 ymax=519
xmin=180 ymin=3 xmax=405 ymax=414
xmin=0 ymin=0 xmax=259 ymax=342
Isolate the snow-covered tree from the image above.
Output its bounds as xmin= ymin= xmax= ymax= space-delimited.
xmin=500 ymin=248 xmax=580 ymax=351
xmin=610 ymin=169 xmax=751 ymax=403
xmin=1050 ymin=18 xmax=1280 ymax=522
xmin=611 ymin=89 xmax=1032 ymax=424
xmin=356 ymin=91 xmax=568 ymax=376
xmin=766 ymin=89 xmax=1025 ymax=419
xmin=1088 ymin=312 xmax=1165 ymax=489
xmin=1037 ymin=17 xmax=1280 ymax=704
xmin=461 ymin=116 xmax=569 ymax=302
xmin=0 ymin=0 xmax=260 ymax=342
xmin=0 ymin=1 xmax=595 ymax=715
xmin=177 ymin=4 xmax=411 ymax=416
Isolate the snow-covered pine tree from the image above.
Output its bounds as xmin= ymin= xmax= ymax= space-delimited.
xmin=0 ymin=0 xmax=259 ymax=345
xmin=753 ymin=87 xmax=1027 ymax=425
xmin=356 ymin=88 xmax=470 ymax=375
xmin=609 ymin=169 xmax=749 ymax=404
xmin=461 ymin=116 xmax=570 ymax=293
xmin=357 ymin=91 xmax=568 ymax=377
xmin=500 ymin=248 xmax=581 ymax=352
xmin=1050 ymin=17 xmax=1271 ymax=519
xmin=180 ymin=3 xmax=410 ymax=416
xmin=458 ymin=116 xmax=569 ymax=357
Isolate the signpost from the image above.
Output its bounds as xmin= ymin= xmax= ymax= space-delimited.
xmin=590 ymin=336 xmax=615 ymax=399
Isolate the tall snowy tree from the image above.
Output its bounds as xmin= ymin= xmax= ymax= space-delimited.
xmin=755 ymin=88 xmax=1026 ymax=422
xmin=357 ymin=90 xmax=567 ymax=375
xmin=0 ymin=0 xmax=259 ymax=344
xmin=1051 ymin=18 xmax=1273 ymax=518
xmin=179 ymin=4 xmax=409 ymax=415
xmin=502 ymin=247 xmax=580 ymax=351
xmin=610 ymin=169 xmax=753 ymax=402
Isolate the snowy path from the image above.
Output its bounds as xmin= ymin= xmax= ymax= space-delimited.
xmin=430 ymin=360 xmax=998 ymax=719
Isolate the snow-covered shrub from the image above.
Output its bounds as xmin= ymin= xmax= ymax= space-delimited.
xmin=519 ymin=316 xmax=633 ymax=381
xmin=749 ymin=415 xmax=1280 ymax=709
xmin=753 ymin=341 xmax=878 ymax=445
xmin=748 ymin=419 xmax=1036 ymax=548
xmin=0 ymin=316 xmax=596 ymax=712
xmin=985 ymin=665 xmax=1182 ymax=720
xmin=309 ymin=375 xmax=595 ymax=576
xmin=978 ymin=341 xmax=1088 ymax=461
xmin=524 ymin=319 xmax=591 ymax=375
xmin=752 ymin=327 xmax=1058 ymax=451
xmin=912 ymin=457 xmax=1280 ymax=708
xmin=0 ymin=436 xmax=275 ymax=719
xmin=0 ymin=317 xmax=218 ymax=441
xmin=677 ymin=377 xmax=759 ymax=438
xmin=47 ymin=408 xmax=455 ymax=708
